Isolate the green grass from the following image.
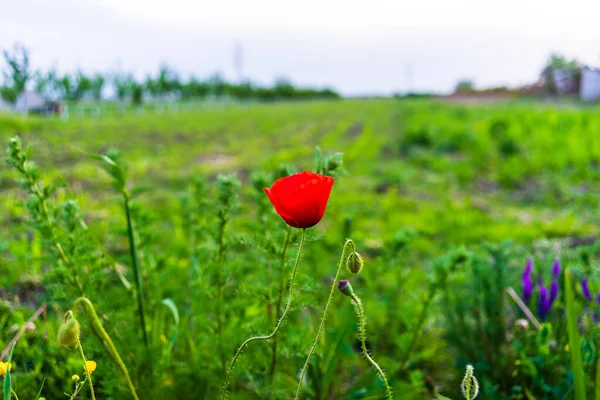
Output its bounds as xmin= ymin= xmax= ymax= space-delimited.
xmin=2 ymin=99 xmax=600 ymax=399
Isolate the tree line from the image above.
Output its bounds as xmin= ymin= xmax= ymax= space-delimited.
xmin=0 ymin=44 xmax=340 ymax=105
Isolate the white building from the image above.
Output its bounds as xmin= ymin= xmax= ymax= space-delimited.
xmin=14 ymin=90 xmax=47 ymax=113
xmin=580 ymin=68 xmax=600 ymax=102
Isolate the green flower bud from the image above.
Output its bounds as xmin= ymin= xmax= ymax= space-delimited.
xmin=337 ymin=280 xmax=355 ymax=297
xmin=58 ymin=312 xmax=80 ymax=349
xmin=346 ymin=252 xmax=364 ymax=274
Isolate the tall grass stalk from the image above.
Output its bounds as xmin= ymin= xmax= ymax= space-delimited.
xmin=123 ymin=189 xmax=149 ymax=349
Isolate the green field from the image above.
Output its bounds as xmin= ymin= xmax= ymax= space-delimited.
xmin=2 ymin=99 xmax=600 ymax=399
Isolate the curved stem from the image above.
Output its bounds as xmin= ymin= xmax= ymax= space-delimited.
xmin=294 ymin=239 xmax=355 ymax=399
xmin=73 ymin=297 xmax=140 ymax=400
xmin=350 ymin=294 xmax=393 ymax=400
xmin=222 ymin=228 xmax=306 ymax=399
xmin=77 ymin=338 xmax=96 ymax=400
xmin=10 ymin=388 xmax=20 ymax=400
xmin=269 ymin=225 xmax=293 ymax=378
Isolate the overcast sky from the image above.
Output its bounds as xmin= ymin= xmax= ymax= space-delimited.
xmin=2 ymin=0 xmax=599 ymax=95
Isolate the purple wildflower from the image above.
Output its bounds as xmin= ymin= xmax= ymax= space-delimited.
xmin=550 ymin=279 xmax=559 ymax=305
xmin=522 ymin=258 xmax=534 ymax=302
xmin=523 ymin=257 xmax=533 ymax=279
xmin=523 ymin=277 xmax=534 ymax=302
xmin=552 ymin=259 xmax=561 ymax=278
xmin=538 ymin=285 xmax=550 ymax=321
xmin=596 ymin=292 xmax=600 ymax=306
xmin=582 ymin=278 xmax=593 ymax=301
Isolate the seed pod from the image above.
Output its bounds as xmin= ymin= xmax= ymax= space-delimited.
xmin=461 ymin=365 xmax=479 ymax=400
xmin=58 ymin=312 xmax=80 ymax=349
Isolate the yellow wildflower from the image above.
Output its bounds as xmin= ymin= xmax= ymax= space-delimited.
xmin=85 ymin=360 xmax=97 ymax=375
xmin=0 ymin=361 xmax=12 ymax=376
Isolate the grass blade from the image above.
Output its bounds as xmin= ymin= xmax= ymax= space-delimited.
xmin=33 ymin=378 xmax=46 ymax=400
xmin=3 ymin=344 xmax=15 ymax=400
xmin=161 ymin=298 xmax=180 ymax=363
xmin=565 ymin=269 xmax=586 ymax=400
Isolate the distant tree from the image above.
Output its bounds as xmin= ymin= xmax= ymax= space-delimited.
xmin=1 ymin=43 xmax=32 ymax=103
xmin=207 ymin=72 xmax=226 ymax=96
xmin=454 ymin=79 xmax=475 ymax=94
xmin=146 ymin=64 xmax=180 ymax=98
xmin=540 ymin=53 xmax=581 ymax=93
xmin=59 ymin=73 xmax=75 ymax=101
xmin=90 ymin=73 xmax=106 ymax=101
xmin=112 ymin=72 xmax=135 ymax=101
xmin=131 ymin=82 xmax=144 ymax=105
xmin=72 ymin=70 xmax=92 ymax=101
xmin=157 ymin=64 xmax=180 ymax=94
xmin=33 ymin=67 xmax=62 ymax=101
xmin=181 ymin=76 xmax=209 ymax=99
xmin=273 ymin=77 xmax=296 ymax=98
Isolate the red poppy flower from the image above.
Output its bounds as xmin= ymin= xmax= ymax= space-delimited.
xmin=264 ymin=171 xmax=334 ymax=229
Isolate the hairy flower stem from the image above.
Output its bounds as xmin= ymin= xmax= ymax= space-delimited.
xmin=350 ymin=294 xmax=393 ymax=399
xmin=77 ymin=338 xmax=96 ymax=400
xmin=269 ymin=225 xmax=293 ymax=379
xmin=73 ymin=297 xmax=140 ymax=400
xmin=294 ymin=239 xmax=355 ymax=399
xmin=222 ymin=229 xmax=307 ymax=399
xmin=123 ymin=190 xmax=148 ymax=350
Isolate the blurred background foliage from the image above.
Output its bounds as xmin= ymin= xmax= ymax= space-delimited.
xmin=2 ymin=99 xmax=600 ymax=398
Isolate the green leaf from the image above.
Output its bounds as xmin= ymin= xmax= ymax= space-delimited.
xmin=565 ymin=269 xmax=586 ymax=400
xmin=87 ymin=152 xmax=127 ymax=191
xmin=161 ymin=298 xmax=180 ymax=364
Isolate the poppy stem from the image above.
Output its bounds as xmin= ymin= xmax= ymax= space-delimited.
xmin=269 ymin=225 xmax=293 ymax=379
xmin=294 ymin=239 xmax=355 ymax=399
xmin=350 ymin=293 xmax=393 ymax=400
xmin=77 ymin=337 xmax=96 ymax=400
xmin=222 ymin=228 xmax=307 ymax=399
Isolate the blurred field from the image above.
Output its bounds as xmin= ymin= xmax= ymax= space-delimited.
xmin=3 ymin=100 xmax=600 ymax=250
xmin=3 ymin=99 xmax=600 ymax=399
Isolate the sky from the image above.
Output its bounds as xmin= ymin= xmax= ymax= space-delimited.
xmin=1 ymin=0 xmax=600 ymax=96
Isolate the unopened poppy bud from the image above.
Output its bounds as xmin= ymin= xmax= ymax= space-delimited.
xmin=346 ymin=252 xmax=364 ymax=274
xmin=337 ymin=280 xmax=355 ymax=297
xmin=58 ymin=312 xmax=80 ymax=349
xmin=461 ymin=364 xmax=479 ymax=399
